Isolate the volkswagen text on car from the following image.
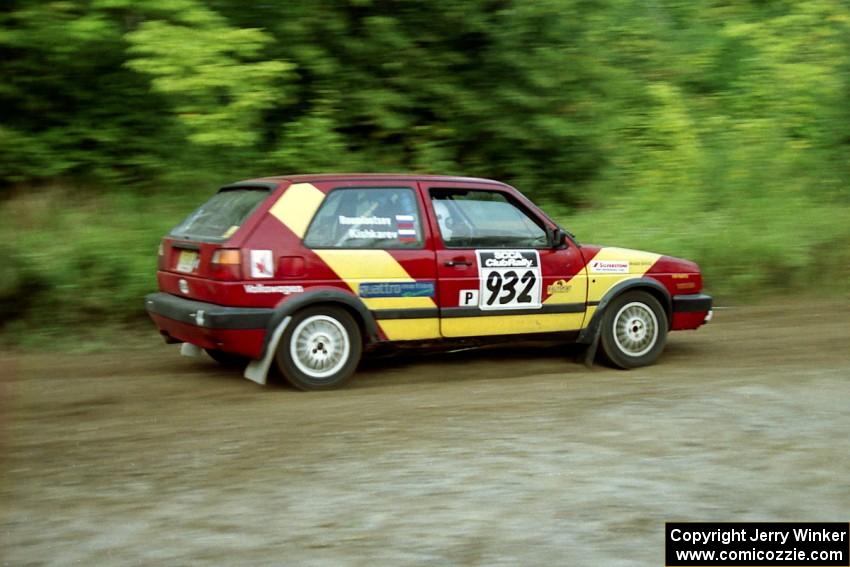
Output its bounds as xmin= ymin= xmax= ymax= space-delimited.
xmin=145 ymin=174 xmax=712 ymax=389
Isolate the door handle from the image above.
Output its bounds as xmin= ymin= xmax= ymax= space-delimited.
xmin=444 ymin=258 xmax=472 ymax=267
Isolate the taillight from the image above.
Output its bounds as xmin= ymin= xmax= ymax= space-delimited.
xmin=210 ymin=248 xmax=242 ymax=280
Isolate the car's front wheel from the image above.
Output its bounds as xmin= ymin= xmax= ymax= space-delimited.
xmin=275 ymin=306 xmax=362 ymax=390
xmin=599 ymin=291 xmax=667 ymax=369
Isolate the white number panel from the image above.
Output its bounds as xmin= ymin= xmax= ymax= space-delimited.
xmin=475 ymin=250 xmax=542 ymax=310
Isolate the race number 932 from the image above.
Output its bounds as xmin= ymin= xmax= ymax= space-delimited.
xmin=475 ymin=250 xmax=542 ymax=311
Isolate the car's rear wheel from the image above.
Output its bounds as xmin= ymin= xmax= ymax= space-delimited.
xmin=599 ymin=291 xmax=667 ymax=369
xmin=275 ymin=306 xmax=362 ymax=390
xmin=205 ymin=348 xmax=249 ymax=368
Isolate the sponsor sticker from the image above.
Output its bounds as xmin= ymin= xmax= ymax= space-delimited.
xmin=547 ymin=279 xmax=572 ymax=294
xmin=244 ymin=284 xmax=304 ymax=295
xmin=250 ymin=249 xmax=274 ymax=278
xmin=475 ymin=250 xmax=542 ymax=310
xmin=590 ymin=260 xmax=629 ymax=274
xmin=359 ymin=282 xmax=435 ymax=298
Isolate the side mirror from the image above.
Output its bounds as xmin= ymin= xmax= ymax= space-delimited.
xmin=549 ymin=227 xmax=568 ymax=249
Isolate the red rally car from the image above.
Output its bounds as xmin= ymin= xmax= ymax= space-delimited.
xmin=145 ymin=174 xmax=712 ymax=390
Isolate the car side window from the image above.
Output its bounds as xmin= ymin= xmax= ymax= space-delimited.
xmin=430 ymin=188 xmax=548 ymax=248
xmin=304 ymin=187 xmax=423 ymax=249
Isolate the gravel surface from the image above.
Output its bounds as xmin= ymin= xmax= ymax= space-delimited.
xmin=2 ymin=300 xmax=849 ymax=566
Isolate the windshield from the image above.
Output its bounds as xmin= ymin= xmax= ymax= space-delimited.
xmin=170 ymin=188 xmax=270 ymax=242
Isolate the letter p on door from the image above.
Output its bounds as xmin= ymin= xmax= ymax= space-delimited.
xmin=459 ymin=290 xmax=479 ymax=306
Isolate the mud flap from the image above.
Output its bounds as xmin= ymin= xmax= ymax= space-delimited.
xmin=582 ymin=330 xmax=600 ymax=368
xmin=243 ymin=316 xmax=291 ymax=386
xmin=180 ymin=343 xmax=203 ymax=358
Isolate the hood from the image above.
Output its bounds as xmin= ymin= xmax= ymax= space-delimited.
xmin=579 ymin=245 xmax=700 ymax=275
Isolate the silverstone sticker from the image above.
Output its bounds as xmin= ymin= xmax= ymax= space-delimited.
xmin=590 ymin=260 xmax=629 ymax=274
xmin=359 ymin=282 xmax=435 ymax=298
xmin=244 ymin=284 xmax=304 ymax=295
xmin=475 ymin=250 xmax=542 ymax=310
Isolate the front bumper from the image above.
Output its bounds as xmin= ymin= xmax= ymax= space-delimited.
xmin=672 ymin=293 xmax=712 ymax=313
xmin=670 ymin=293 xmax=713 ymax=330
xmin=145 ymin=293 xmax=273 ymax=358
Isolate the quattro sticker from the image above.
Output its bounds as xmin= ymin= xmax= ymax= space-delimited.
xmin=359 ymin=282 xmax=435 ymax=298
xmin=475 ymin=250 xmax=542 ymax=310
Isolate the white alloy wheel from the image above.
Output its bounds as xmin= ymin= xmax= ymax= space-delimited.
xmin=612 ymin=301 xmax=659 ymax=358
xmin=289 ymin=314 xmax=351 ymax=379
xmin=276 ymin=306 xmax=362 ymax=390
xmin=599 ymin=291 xmax=668 ymax=369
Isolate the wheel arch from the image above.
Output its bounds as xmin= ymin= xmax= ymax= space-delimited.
xmin=261 ymin=288 xmax=379 ymax=357
xmin=578 ymin=278 xmax=672 ymax=344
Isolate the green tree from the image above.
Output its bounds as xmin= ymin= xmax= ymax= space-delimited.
xmin=0 ymin=0 xmax=180 ymax=186
xmin=124 ymin=1 xmax=294 ymax=149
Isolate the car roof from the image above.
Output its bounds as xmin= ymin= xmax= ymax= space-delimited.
xmin=235 ymin=173 xmax=511 ymax=187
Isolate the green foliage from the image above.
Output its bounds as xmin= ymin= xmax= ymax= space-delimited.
xmin=2 ymin=0 xmax=850 ymax=343
xmin=125 ymin=7 xmax=294 ymax=148
xmin=0 ymin=1 xmax=174 ymax=185
xmin=0 ymin=188 xmax=181 ymax=338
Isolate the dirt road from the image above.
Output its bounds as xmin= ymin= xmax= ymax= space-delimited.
xmin=2 ymin=300 xmax=849 ymax=566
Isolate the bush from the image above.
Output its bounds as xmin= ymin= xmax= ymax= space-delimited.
xmin=0 ymin=187 xmax=184 ymax=343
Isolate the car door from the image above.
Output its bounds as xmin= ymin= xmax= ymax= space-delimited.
xmin=301 ymin=182 xmax=441 ymax=341
xmin=422 ymin=183 xmax=589 ymax=338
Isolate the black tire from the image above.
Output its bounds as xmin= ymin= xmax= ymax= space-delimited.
xmin=205 ymin=348 xmax=249 ymax=369
xmin=599 ymin=291 xmax=668 ymax=369
xmin=275 ymin=306 xmax=362 ymax=390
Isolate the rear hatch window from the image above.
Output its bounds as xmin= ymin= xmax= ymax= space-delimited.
xmin=169 ymin=187 xmax=271 ymax=242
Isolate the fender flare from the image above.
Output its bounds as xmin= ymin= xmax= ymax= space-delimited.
xmin=261 ymin=287 xmax=380 ymax=356
xmin=244 ymin=288 xmax=380 ymax=385
xmin=577 ymin=277 xmax=672 ymax=344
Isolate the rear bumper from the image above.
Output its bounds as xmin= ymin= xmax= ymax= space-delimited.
xmin=145 ymin=293 xmax=273 ymax=358
xmin=670 ymin=293 xmax=713 ymax=330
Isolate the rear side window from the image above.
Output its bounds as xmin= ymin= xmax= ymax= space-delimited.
xmin=170 ymin=187 xmax=270 ymax=242
xmin=304 ymin=187 xmax=423 ymax=249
